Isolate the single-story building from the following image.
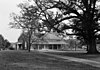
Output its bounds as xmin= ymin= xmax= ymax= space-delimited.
xmin=32 ymin=32 xmax=68 ymax=50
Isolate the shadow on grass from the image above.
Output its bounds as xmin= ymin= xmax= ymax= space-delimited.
xmin=46 ymin=50 xmax=100 ymax=59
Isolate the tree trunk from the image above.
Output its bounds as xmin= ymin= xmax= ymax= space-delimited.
xmin=28 ymin=37 xmax=31 ymax=52
xmin=27 ymin=29 xmax=32 ymax=52
xmin=22 ymin=41 xmax=25 ymax=50
xmin=28 ymin=43 xmax=31 ymax=52
xmin=87 ymin=38 xmax=99 ymax=54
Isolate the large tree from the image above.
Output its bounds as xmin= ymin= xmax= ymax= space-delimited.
xmin=33 ymin=0 xmax=100 ymax=54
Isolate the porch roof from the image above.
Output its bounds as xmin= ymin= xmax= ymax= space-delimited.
xmin=33 ymin=41 xmax=67 ymax=44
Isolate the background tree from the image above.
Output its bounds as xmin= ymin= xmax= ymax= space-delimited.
xmin=4 ymin=39 xmax=11 ymax=49
xmin=0 ymin=34 xmax=5 ymax=50
xmin=10 ymin=2 xmax=41 ymax=52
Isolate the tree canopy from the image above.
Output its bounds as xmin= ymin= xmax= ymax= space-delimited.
xmin=32 ymin=0 xmax=100 ymax=54
xmin=10 ymin=0 xmax=100 ymax=54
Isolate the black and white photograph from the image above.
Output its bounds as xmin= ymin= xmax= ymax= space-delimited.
xmin=0 ymin=0 xmax=100 ymax=70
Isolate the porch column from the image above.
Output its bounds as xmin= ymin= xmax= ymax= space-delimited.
xmin=17 ymin=44 xmax=19 ymax=50
xmin=57 ymin=44 xmax=58 ymax=50
xmin=44 ymin=44 xmax=46 ymax=49
xmin=38 ymin=44 xmax=39 ymax=50
xmin=25 ymin=42 xmax=27 ymax=49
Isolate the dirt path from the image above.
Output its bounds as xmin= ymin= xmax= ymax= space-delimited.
xmin=40 ymin=51 xmax=100 ymax=68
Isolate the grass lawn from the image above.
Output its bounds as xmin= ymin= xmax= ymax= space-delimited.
xmin=0 ymin=50 xmax=99 ymax=70
xmin=46 ymin=50 xmax=100 ymax=62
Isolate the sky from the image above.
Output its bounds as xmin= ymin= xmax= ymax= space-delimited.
xmin=0 ymin=0 xmax=99 ymax=43
xmin=0 ymin=0 xmax=28 ymax=42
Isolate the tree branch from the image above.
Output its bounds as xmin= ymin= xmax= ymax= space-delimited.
xmin=56 ymin=16 xmax=79 ymax=24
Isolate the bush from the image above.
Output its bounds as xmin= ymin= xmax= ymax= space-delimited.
xmin=9 ymin=47 xmax=15 ymax=50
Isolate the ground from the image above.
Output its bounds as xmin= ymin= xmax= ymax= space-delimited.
xmin=0 ymin=50 xmax=99 ymax=70
xmin=46 ymin=50 xmax=100 ymax=61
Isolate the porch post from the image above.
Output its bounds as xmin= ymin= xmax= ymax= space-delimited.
xmin=57 ymin=44 xmax=58 ymax=50
xmin=17 ymin=44 xmax=19 ymax=50
xmin=44 ymin=44 xmax=46 ymax=49
xmin=25 ymin=42 xmax=27 ymax=49
xmin=38 ymin=44 xmax=39 ymax=50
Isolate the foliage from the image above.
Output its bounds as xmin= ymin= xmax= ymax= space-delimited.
xmin=0 ymin=35 xmax=10 ymax=50
xmin=4 ymin=39 xmax=11 ymax=49
xmin=10 ymin=0 xmax=100 ymax=53
xmin=10 ymin=2 xmax=42 ymax=52
xmin=31 ymin=0 xmax=100 ymax=54
xmin=0 ymin=34 xmax=5 ymax=49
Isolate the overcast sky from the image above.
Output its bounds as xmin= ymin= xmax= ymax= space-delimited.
xmin=1 ymin=0 xmax=99 ymax=43
xmin=0 ymin=0 xmax=27 ymax=42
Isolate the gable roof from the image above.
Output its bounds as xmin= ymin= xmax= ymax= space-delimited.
xmin=33 ymin=32 xmax=67 ymax=44
xmin=42 ymin=32 xmax=62 ymax=40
